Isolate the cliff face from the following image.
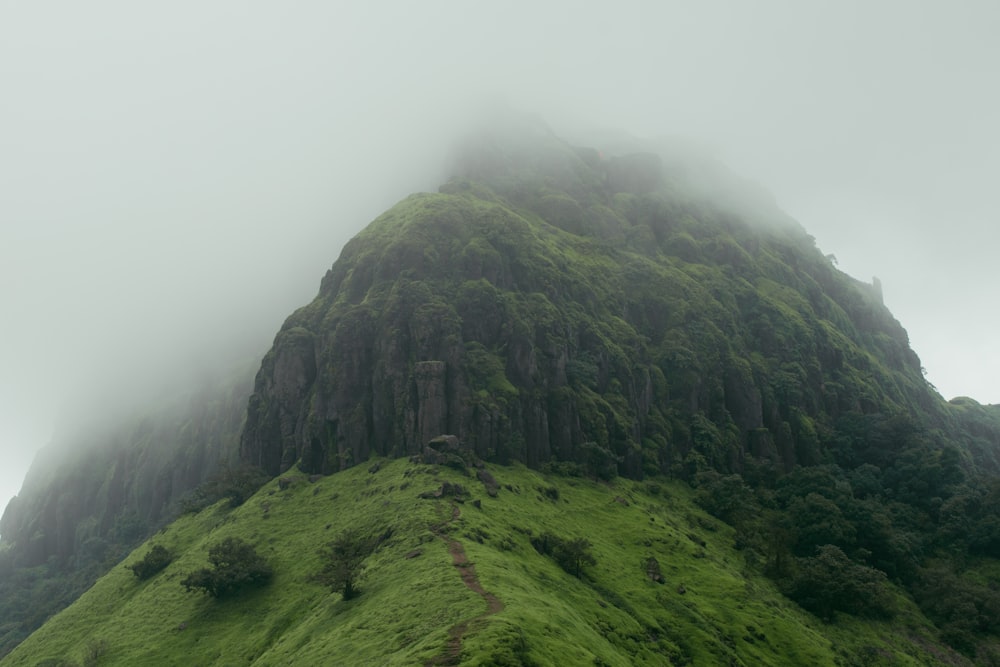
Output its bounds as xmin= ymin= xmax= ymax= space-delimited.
xmin=241 ymin=119 xmax=937 ymax=479
xmin=0 ymin=369 xmax=251 ymax=569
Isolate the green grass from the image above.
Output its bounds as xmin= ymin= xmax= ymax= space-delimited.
xmin=3 ymin=459 xmax=966 ymax=666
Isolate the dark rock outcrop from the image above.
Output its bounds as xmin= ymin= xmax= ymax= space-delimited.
xmin=240 ymin=121 xmax=940 ymax=481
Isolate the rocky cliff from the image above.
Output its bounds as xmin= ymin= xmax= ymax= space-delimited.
xmin=0 ymin=367 xmax=252 ymax=570
xmin=241 ymin=117 xmax=940 ymax=479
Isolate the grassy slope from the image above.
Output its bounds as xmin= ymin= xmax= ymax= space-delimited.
xmin=3 ymin=459 xmax=964 ymax=667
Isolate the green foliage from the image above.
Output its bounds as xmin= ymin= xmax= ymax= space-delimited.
xmin=180 ymin=537 xmax=272 ymax=598
xmin=126 ymin=545 xmax=171 ymax=581
xmin=531 ymin=532 xmax=597 ymax=578
xmin=913 ymin=566 xmax=1000 ymax=655
xmin=1 ymin=460 xmax=973 ymax=666
xmin=311 ymin=528 xmax=392 ymax=600
xmin=581 ymin=441 xmax=621 ymax=481
xmin=693 ymin=471 xmax=755 ymax=524
xmin=783 ymin=545 xmax=895 ymax=621
xmin=9 ymin=126 xmax=1000 ymax=663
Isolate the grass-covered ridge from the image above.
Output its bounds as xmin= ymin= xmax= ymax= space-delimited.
xmin=2 ymin=458 xmax=967 ymax=666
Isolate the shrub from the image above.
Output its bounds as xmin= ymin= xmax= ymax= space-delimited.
xmin=181 ymin=537 xmax=272 ymax=598
xmin=127 ymin=545 xmax=172 ymax=580
xmin=531 ymin=532 xmax=597 ymax=578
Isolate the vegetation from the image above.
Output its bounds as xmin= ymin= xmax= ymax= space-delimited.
xmin=5 ymin=121 xmax=1000 ymax=663
xmin=782 ymin=545 xmax=894 ymax=621
xmin=126 ymin=545 xmax=172 ymax=581
xmin=530 ymin=532 xmax=597 ymax=578
xmin=310 ymin=528 xmax=392 ymax=600
xmin=180 ymin=537 xmax=272 ymax=598
xmin=3 ymin=459 xmax=979 ymax=666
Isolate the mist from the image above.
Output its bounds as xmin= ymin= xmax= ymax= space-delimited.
xmin=2 ymin=0 xmax=998 ymax=508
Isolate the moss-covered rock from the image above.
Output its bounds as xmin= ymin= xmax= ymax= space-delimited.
xmin=241 ymin=121 xmax=942 ymax=481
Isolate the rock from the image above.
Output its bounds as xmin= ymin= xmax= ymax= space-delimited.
xmin=427 ymin=434 xmax=461 ymax=452
xmin=418 ymin=482 xmax=467 ymax=500
xmin=477 ymin=469 xmax=499 ymax=497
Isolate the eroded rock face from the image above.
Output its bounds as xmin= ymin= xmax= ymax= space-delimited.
xmin=239 ymin=125 xmax=936 ymax=480
xmin=238 ymin=191 xmax=660 ymax=477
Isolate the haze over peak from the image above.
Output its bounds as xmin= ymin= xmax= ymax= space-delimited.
xmin=2 ymin=0 xmax=998 ymax=511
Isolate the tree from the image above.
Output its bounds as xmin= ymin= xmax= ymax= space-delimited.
xmin=181 ymin=537 xmax=272 ymax=598
xmin=787 ymin=492 xmax=856 ymax=556
xmin=554 ymin=537 xmax=597 ymax=578
xmin=311 ymin=528 xmax=391 ymax=600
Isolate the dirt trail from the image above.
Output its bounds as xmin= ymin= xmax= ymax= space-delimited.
xmin=425 ymin=503 xmax=504 ymax=666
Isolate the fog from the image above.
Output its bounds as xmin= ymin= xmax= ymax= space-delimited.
xmin=2 ymin=1 xmax=998 ymax=508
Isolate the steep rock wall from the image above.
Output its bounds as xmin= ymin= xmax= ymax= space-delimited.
xmin=241 ymin=128 xmax=938 ymax=479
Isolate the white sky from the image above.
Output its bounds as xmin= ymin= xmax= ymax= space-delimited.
xmin=1 ymin=0 xmax=998 ymax=508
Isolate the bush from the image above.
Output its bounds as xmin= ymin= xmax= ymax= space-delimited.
xmin=181 ymin=538 xmax=272 ymax=598
xmin=531 ymin=532 xmax=596 ymax=578
xmin=127 ymin=545 xmax=172 ymax=580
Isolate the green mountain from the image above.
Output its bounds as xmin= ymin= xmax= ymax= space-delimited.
xmin=240 ymin=115 xmax=949 ymax=481
xmin=3 ymin=114 xmax=1000 ymax=664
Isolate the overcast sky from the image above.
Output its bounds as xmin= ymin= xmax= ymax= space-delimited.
xmin=1 ymin=0 xmax=998 ymax=509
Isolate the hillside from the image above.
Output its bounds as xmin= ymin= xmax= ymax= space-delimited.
xmin=0 ymin=458 xmax=971 ymax=666
xmin=4 ymin=115 xmax=1000 ymax=663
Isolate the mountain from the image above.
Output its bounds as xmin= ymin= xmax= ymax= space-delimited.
xmin=3 ymin=114 xmax=1000 ymax=664
xmin=240 ymin=113 xmax=942 ymax=479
